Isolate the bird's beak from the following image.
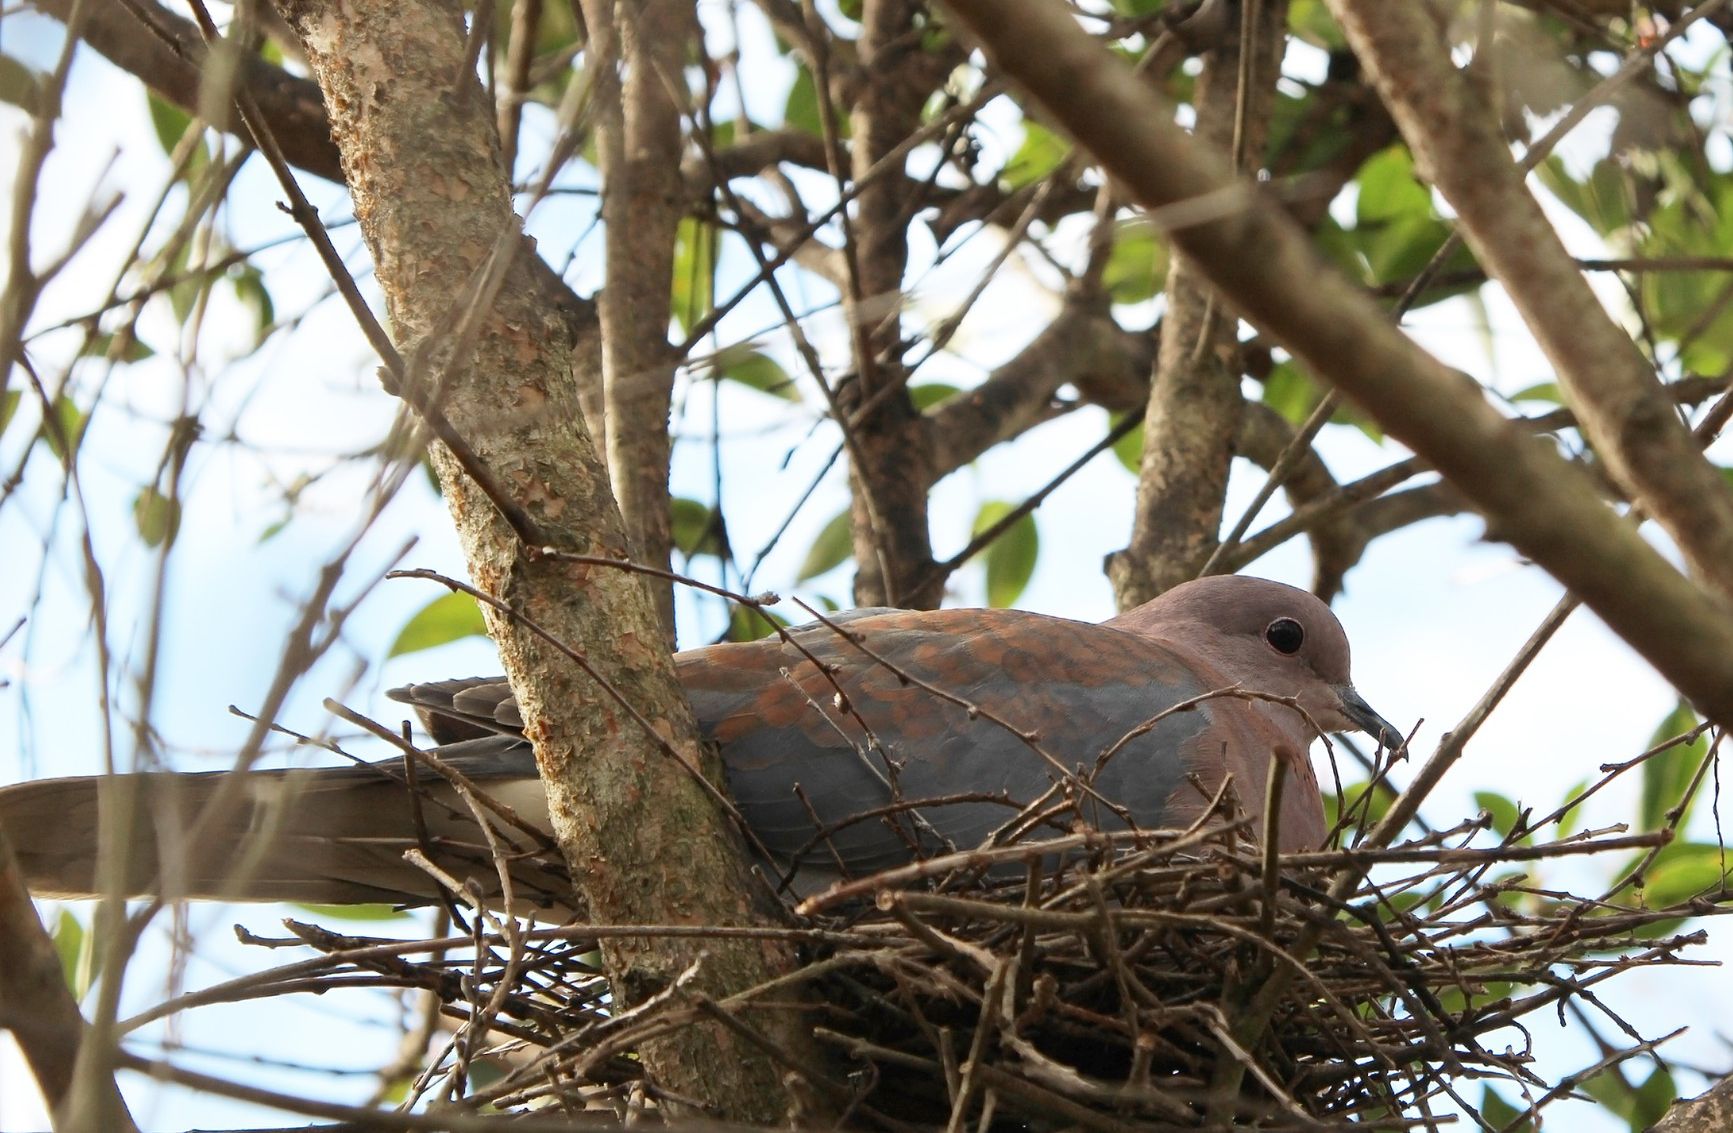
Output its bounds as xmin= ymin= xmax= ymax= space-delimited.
xmin=1334 ymin=685 xmax=1402 ymax=752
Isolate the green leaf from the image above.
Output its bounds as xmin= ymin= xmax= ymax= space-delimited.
xmin=1002 ymin=121 xmax=1069 ymax=189
xmin=293 ymin=903 xmax=408 ymax=922
xmin=1639 ymin=842 xmax=1731 ymax=908
xmin=781 ymin=65 xmax=846 ymax=138
xmin=1553 ymin=777 xmax=1589 ymax=837
xmin=910 ymin=382 xmax=962 ymax=411
xmin=0 ymin=54 xmax=45 ymax=115
xmin=1262 ymin=361 xmax=1320 ymax=426
xmin=1287 ymin=0 xmax=1347 ymax=49
xmin=1473 ymin=790 xmax=1524 ymax=841
xmin=1480 ymin=1087 xmax=1534 ymax=1132
xmin=671 ymin=218 xmax=715 ymax=335
xmin=53 ymin=909 xmax=98 ymax=999
xmin=1535 ymin=155 xmax=1631 ymax=239
xmin=1 ymin=390 xmax=21 ymax=439
xmin=670 ymin=496 xmax=725 ymax=558
xmin=716 ymin=346 xmax=799 ymax=401
xmin=728 ymin=605 xmax=788 ymax=642
xmin=1508 ymin=382 xmax=1561 ymax=404
xmin=1355 ymin=147 xmax=1430 ymax=225
xmin=973 ymin=501 xmax=1038 ymax=609
xmin=132 ymin=486 xmax=181 ymax=548
xmin=81 ymin=330 xmax=154 ymax=363
xmin=229 ymin=264 xmax=276 ymax=346
xmin=1324 ymin=779 xmax=1394 ymax=831
xmin=1111 ymin=413 xmax=1143 ymax=473
xmin=1640 ymin=700 xmax=1707 ymax=831
xmin=42 ymin=395 xmax=87 ymax=460
xmin=1261 ymin=361 xmax=1382 ymax=441
xmin=797 ymin=509 xmax=853 ymax=582
xmin=1102 ymin=222 xmax=1168 ymax=305
xmin=1582 ymin=1063 xmax=1677 ymax=1128
xmin=389 ymin=592 xmax=488 ymax=658
xmin=147 ymin=92 xmax=195 ymax=156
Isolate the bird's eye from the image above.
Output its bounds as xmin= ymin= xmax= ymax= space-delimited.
xmin=1265 ymin=617 xmax=1304 ymax=655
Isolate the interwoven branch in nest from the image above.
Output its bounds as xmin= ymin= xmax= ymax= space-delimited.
xmin=206 ymin=815 xmax=1728 ymax=1131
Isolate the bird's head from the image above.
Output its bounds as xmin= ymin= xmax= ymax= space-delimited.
xmin=1108 ymin=575 xmax=1401 ymax=749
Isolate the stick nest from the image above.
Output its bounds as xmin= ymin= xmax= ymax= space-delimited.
xmin=261 ymin=812 xmax=1727 ymax=1130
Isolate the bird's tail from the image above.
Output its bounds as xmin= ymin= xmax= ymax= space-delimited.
xmin=0 ymin=753 xmax=568 ymax=910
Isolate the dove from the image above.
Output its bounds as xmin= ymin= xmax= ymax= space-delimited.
xmin=0 ymin=575 xmax=1395 ymax=909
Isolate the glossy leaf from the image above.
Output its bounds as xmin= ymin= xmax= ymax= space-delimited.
xmin=670 ymin=496 xmax=726 ymax=558
xmin=42 ymin=396 xmax=87 ymax=461
xmin=293 ymin=902 xmax=408 ymax=922
xmin=973 ymin=501 xmax=1038 ymax=609
xmin=717 ymin=346 xmax=799 ymax=401
xmin=1473 ymin=790 xmax=1524 ymax=842
xmin=1102 ymin=222 xmax=1168 ymax=306
xmin=81 ymin=330 xmax=154 ymax=363
xmin=1479 ymin=1087 xmax=1534 ymax=1133
xmin=910 ymin=382 xmax=962 ymax=411
xmin=1003 ymin=120 xmax=1068 ymax=189
xmin=53 ymin=909 xmax=98 ymax=1000
xmin=671 ymin=218 xmax=715 ymax=334
xmin=797 ymin=509 xmax=853 ymax=582
xmin=728 ymin=605 xmax=788 ymax=642
xmin=1507 ymin=382 xmax=1561 ymax=404
xmin=132 ymin=486 xmax=181 ymax=548
xmin=389 ymin=592 xmax=488 ymax=658
xmin=229 ymin=264 xmax=276 ymax=346
xmin=1640 ymin=700 xmax=1707 ymax=832
xmin=1111 ymin=412 xmax=1143 ymax=474
xmin=1639 ymin=842 xmax=1731 ymax=909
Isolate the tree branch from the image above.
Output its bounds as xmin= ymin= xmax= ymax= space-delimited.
xmin=1327 ymin=0 xmax=1733 ymax=601
xmin=1109 ymin=0 xmax=1289 ymax=605
xmin=940 ymin=0 xmax=1733 ymax=728
xmin=579 ymin=0 xmax=696 ymax=642
xmin=270 ymin=0 xmax=809 ymax=1116
xmin=0 ymin=824 xmax=137 ymax=1131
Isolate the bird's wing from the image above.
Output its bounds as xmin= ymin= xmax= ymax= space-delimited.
xmin=676 ymin=609 xmax=1228 ymax=881
xmin=390 ymin=612 xmax=1252 ymax=885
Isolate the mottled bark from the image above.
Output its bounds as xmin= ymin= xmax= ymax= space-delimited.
xmin=1109 ymin=0 xmax=1288 ymax=608
xmin=272 ymin=0 xmax=808 ymax=1117
xmin=1652 ymin=1076 xmax=1733 ymax=1133
xmin=581 ymin=0 xmax=694 ymax=641
xmin=842 ymin=0 xmax=941 ymax=608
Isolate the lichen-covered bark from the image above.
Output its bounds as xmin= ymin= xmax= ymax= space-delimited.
xmin=581 ymin=0 xmax=693 ymax=641
xmin=843 ymin=0 xmax=942 ymax=608
xmin=1109 ymin=0 xmax=1289 ymax=608
xmin=273 ymin=0 xmax=806 ymax=1116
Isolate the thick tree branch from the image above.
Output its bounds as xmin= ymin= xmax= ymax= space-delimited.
xmin=580 ymin=0 xmax=695 ymax=641
xmin=1109 ymin=0 xmax=1288 ymax=606
xmin=1652 ymin=1075 xmax=1733 ymax=1133
xmin=270 ymin=0 xmax=808 ymax=1117
xmin=836 ymin=0 xmax=947 ymax=607
xmin=927 ymin=298 xmax=1152 ymax=476
xmin=40 ymin=0 xmax=340 ymax=179
xmin=1327 ymin=0 xmax=1733 ymax=602
xmin=0 ymin=825 xmax=137 ymax=1131
xmin=940 ymin=0 xmax=1733 ymax=728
